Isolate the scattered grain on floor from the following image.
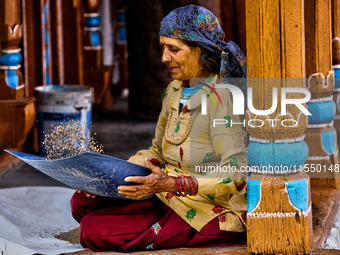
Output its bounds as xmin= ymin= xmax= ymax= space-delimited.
xmin=54 ymin=227 xmax=80 ymax=245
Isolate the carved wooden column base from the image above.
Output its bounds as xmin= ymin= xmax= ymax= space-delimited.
xmin=247 ymin=172 xmax=313 ymax=254
xmin=305 ymin=126 xmax=340 ymax=189
xmin=0 ymin=97 xmax=35 ymax=148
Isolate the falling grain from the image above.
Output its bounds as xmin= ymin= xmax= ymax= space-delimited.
xmin=42 ymin=121 xmax=104 ymax=159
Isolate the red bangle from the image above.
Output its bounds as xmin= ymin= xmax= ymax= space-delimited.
xmin=173 ymin=176 xmax=197 ymax=197
xmin=173 ymin=176 xmax=189 ymax=197
xmin=173 ymin=177 xmax=183 ymax=197
xmin=180 ymin=176 xmax=192 ymax=195
xmin=185 ymin=176 xmax=198 ymax=196
xmin=178 ymin=176 xmax=188 ymax=196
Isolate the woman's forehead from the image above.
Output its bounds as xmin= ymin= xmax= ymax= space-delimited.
xmin=159 ymin=36 xmax=185 ymax=47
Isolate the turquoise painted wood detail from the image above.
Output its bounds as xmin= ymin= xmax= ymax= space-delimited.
xmin=0 ymin=52 xmax=22 ymax=66
xmin=1 ymin=51 xmax=22 ymax=91
xmin=6 ymin=69 xmax=19 ymax=89
xmin=85 ymin=16 xmax=101 ymax=27
xmin=334 ymin=67 xmax=340 ymax=89
xmin=118 ymin=27 xmax=127 ymax=42
xmin=247 ymin=179 xmax=262 ymax=213
xmin=247 ymin=141 xmax=309 ymax=171
xmin=90 ymin=31 xmax=100 ymax=46
xmin=321 ymin=130 xmax=336 ymax=154
xmin=286 ymin=179 xmax=308 ymax=211
xmin=307 ymin=101 xmax=335 ymax=124
xmin=43 ymin=2 xmax=51 ymax=85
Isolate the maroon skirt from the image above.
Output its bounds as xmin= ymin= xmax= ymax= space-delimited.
xmin=71 ymin=191 xmax=246 ymax=251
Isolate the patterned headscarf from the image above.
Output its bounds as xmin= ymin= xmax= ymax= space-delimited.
xmin=159 ymin=5 xmax=247 ymax=95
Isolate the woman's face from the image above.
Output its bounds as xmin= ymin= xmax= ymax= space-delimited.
xmin=160 ymin=36 xmax=202 ymax=81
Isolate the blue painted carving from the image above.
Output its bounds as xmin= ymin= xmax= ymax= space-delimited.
xmin=5 ymin=150 xmax=152 ymax=199
xmin=307 ymin=101 xmax=336 ymax=124
xmin=90 ymin=31 xmax=100 ymax=47
xmin=1 ymin=51 xmax=22 ymax=92
xmin=5 ymin=69 xmax=19 ymax=89
xmin=321 ymin=130 xmax=336 ymax=154
xmin=247 ymin=141 xmax=309 ymax=172
xmin=85 ymin=16 xmax=101 ymax=27
xmin=43 ymin=2 xmax=51 ymax=85
xmin=118 ymin=27 xmax=127 ymax=42
xmin=286 ymin=179 xmax=308 ymax=211
xmin=334 ymin=67 xmax=340 ymax=89
xmin=0 ymin=52 xmax=22 ymax=66
xmin=247 ymin=179 xmax=262 ymax=213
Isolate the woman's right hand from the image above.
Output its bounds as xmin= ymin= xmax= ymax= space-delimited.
xmin=77 ymin=189 xmax=96 ymax=198
xmin=117 ymin=158 xmax=177 ymax=200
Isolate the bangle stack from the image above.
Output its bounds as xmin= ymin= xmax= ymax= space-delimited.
xmin=173 ymin=176 xmax=197 ymax=197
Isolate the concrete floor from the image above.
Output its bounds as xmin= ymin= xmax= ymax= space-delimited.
xmin=0 ymin=96 xmax=157 ymax=189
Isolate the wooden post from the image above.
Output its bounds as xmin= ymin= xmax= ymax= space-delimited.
xmin=22 ymin=0 xmax=53 ymax=91
xmin=246 ymin=0 xmax=313 ymax=254
xmin=332 ymin=0 xmax=340 ymax=144
xmin=0 ymin=0 xmax=24 ymax=99
xmin=0 ymin=0 xmax=36 ymax=149
xmin=111 ymin=0 xmax=129 ymax=97
xmin=50 ymin=0 xmax=65 ymax=85
xmin=62 ymin=0 xmax=84 ymax=85
xmin=40 ymin=0 xmax=53 ymax=85
xmin=83 ymin=0 xmax=102 ymax=69
xmin=305 ymin=0 xmax=340 ymax=189
xmin=82 ymin=0 xmax=113 ymax=105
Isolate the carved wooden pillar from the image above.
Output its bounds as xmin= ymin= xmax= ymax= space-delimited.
xmin=0 ymin=0 xmax=24 ymax=99
xmin=305 ymin=0 xmax=339 ymax=189
xmin=83 ymin=0 xmax=102 ymax=69
xmin=82 ymin=0 xmax=113 ymax=105
xmin=0 ymin=0 xmax=35 ymax=149
xmin=50 ymin=0 xmax=65 ymax=85
xmin=111 ymin=0 xmax=128 ymax=97
xmin=246 ymin=0 xmax=313 ymax=254
xmin=62 ymin=0 xmax=84 ymax=85
xmin=40 ymin=0 xmax=53 ymax=85
xmin=332 ymin=0 xmax=340 ymax=143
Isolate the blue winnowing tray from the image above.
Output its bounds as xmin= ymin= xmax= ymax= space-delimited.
xmin=4 ymin=150 xmax=152 ymax=199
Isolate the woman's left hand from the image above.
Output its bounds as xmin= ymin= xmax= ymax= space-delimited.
xmin=118 ymin=158 xmax=176 ymax=200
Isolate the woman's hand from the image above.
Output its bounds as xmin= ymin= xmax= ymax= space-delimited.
xmin=118 ymin=158 xmax=177 ymax=200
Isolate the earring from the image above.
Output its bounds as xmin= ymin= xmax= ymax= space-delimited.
xmin=200 ymin=66 xmax=203 ymax=70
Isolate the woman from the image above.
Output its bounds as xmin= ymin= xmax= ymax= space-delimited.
xmin=71 ymin=5 xmax=248 ymax=251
